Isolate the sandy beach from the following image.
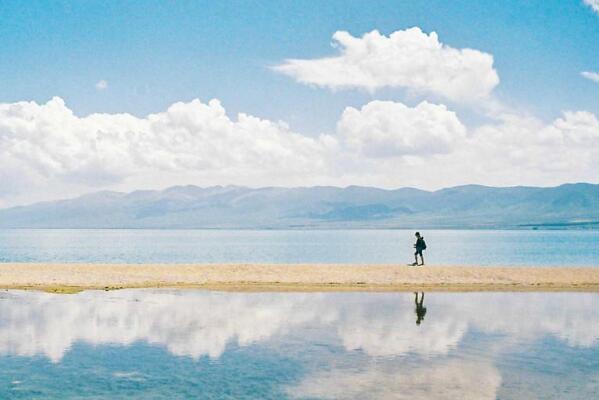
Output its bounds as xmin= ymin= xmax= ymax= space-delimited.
xmin=1 ymin=263 xmax=599 ymax=293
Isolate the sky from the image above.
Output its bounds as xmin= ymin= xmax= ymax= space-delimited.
xmin=0 ymin=0 xmax=598 ymax=207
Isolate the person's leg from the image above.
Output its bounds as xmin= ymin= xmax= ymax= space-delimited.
xmin=420 ymin=252 xmax=425 ymax=266
xmin=413 ymin=251 xmax=419 ymax=265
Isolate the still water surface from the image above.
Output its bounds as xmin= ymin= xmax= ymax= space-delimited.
xmin=0 ymin=290 xmax=598 ymax=399
xmin=1 ymin=229 xmax=599 ymax=265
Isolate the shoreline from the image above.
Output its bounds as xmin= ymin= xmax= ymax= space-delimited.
xmin=1 ymin=263 xmax=599 ymax=293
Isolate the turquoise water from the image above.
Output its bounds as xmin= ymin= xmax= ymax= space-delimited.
xmin=0 ymin=290 xmax=598 ymax=399
xmin=1 ymin=229 xmax=599 ymax=265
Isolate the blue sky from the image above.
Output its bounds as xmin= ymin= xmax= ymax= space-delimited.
xmin=0 ymin=0 xmax=598 ymax=206
xmin=1 ymin=0 xmax=597 ymax=132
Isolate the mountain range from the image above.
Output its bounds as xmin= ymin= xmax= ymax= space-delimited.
xmin=1 ymin=183 xmax=599 ymax=229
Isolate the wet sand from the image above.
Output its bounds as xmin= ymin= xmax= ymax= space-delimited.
xmin=1 ymin=263 xmax=599 ymax=293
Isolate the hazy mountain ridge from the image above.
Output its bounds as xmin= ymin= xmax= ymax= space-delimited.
xmin=1 ymin=183 xmax=599 ymax=229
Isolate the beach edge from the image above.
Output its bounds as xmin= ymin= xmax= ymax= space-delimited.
xmin=2 ymin=263 xmax=599 ymax=293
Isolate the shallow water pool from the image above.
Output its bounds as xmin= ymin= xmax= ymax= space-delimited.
xmin=0 ymin=289 xmax=598 ymax=399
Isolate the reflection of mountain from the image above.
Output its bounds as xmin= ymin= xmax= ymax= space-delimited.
xmin=0 ymin=290 xmax=598 ymax=363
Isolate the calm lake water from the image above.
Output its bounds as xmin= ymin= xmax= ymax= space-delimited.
xmin=1 ymin=229 xmax=599 ymax=266
xmin=0 ymin=290 xmax=598 ymax=399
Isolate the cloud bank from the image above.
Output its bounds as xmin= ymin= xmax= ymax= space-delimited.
xmin=0 ymin=97 xmax=332 ymax=183
xmin=273 ymin=27 xmax=499 ymax=102
xmin=0 ymin=97 xmax=337 ymax=205
xmin=1 ymin=96 xmax=599 ymax=207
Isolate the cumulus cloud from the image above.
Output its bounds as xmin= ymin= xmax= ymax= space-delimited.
xmin=334 ymin=105 xmax=599 ymax=190
xmin=334 ymin=102 xmax=599 ymax=190
xmin=460 ymin=110 xmax=599 ymax=184
xmin=1 ymin=96 xmax=598 ymax=207
xmin=95 ymin=80 xmax=108 ymax=90
xmin=337 ymin=100 xmax=466 ymax=157
xmin=584 ymin=0 xmax=599 ymax=14
xmin=273 ymin=27 xmax=500 ymax=102
xmin=0 ymin=97 xmax=336 ymax=205
xmin=582 ymin=71 xmax=599 ymax=83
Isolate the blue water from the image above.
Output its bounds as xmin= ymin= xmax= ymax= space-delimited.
xmin=0 ymin=290 xmax=598 ymax=399
xmin=1 ymin=229 xmax=599 ymax=266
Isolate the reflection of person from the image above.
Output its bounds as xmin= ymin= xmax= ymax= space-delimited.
xmin=411 ymin=232 xmax=426 ymax=266
xmin=414 ymin=292 xmax=427 ymax=325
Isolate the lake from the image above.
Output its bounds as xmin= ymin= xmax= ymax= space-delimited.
xmin=1 ymin=229 xmax=599 ymax=266
xmin=0 ymin=289 xmax=598 ymax=399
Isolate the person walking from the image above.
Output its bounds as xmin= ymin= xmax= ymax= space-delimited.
xmin=411 ymin=232 xmax=426 ymax=266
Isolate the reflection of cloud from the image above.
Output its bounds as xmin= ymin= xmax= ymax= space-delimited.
xmin=467 ymin=293 xmax=599 ymax=347
xmin=112 ymin=371 xmax=146 ymax=382
xmin=0 ymin=290 xmax=334 ymax=362
xmin=287 ymin=360 xmax=501 ymax=400
xmin=0 ymin=291 xmax=598 ymax=363
xmin=335 ymin=293 xmax=599 ymax=356
xmin=337 ymin=300 xmax=466 ymax=357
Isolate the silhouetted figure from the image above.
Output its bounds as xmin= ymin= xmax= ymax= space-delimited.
xmin=411 ymin=232 xmax=426 ymax=266
xmin=414 ymin=292 xmax=427 ymax=325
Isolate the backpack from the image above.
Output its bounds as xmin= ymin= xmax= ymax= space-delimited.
xmin=421 ymin=238 xmax=427 ymax=250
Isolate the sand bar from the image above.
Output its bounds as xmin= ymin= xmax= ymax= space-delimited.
xmin=1 ymin=263 xmax=599 ymax=293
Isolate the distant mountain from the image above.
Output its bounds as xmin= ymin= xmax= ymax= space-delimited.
xmin=1 ymin=183 xmax=599 ymax=229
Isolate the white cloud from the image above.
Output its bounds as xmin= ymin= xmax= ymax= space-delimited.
xmin=584 ymin=0 xmax=599 ymax=14
xmin=337 ymin=100 xmax=466 ymax=157
xmin=550 ymin=110 xmax=599 ymax=145
xmin=333 ymin=102 xmax=599 ymax=191
xmin=582 ymin=71 xmax=599 ymax=83
xmin=273 ymin=27 xmax=499 ymax=102
xmin=95 ymin=80 xmax=108 ymax=90
xmin=334 ymin=105 xmax=599 ymax=190
xmin=460 ymin=110 xmax=599 ymax=183
xmin=0 ymin=97 xmax=336 ymax=205
xmin=0 ymin=97 xmax=598 ymax=207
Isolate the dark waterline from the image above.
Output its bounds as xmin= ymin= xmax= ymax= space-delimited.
xmin=1 ymin=229 xmax=599 ymax=266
